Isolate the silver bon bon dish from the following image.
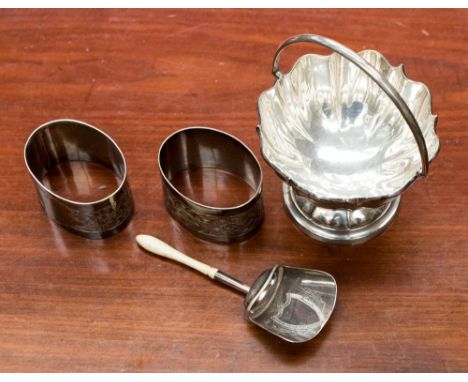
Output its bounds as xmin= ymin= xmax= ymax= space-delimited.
xmin=257 ymin=34 xmax=440 ymax=245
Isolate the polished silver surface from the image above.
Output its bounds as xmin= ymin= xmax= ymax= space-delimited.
xmin=214 ymin=270 xmax=250 ymax=294
xmin=24 ymin=119 xmax=134 ymax=239
xmin=158 ymin=127 xmax=264 ymax=243
xmin=258 ymin=34 xmax=440 ymax=244
xmin=284 ymin=184 xmax=401 ymax=245
xmin=245 ymin=265 xmax=337 ymax=343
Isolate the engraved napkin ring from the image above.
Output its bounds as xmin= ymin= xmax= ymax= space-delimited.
xmin=158 ymin=127 xmax=264 ymax=243
xmin=24 ymin=119 xmax=134 ymax=239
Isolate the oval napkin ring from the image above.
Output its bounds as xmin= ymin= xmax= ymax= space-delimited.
xmin=24 ymin=119 xmax=134 ymax=239
xmin=158 ymin=127 xmax=264 ymax=243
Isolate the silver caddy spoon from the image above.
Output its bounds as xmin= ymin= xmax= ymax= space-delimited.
xmin=136 ymin=234 xmax=337 ymax=343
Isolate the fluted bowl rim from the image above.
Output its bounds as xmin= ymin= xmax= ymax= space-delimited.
xmin=257 ymin=49 xmax=440 ymax=208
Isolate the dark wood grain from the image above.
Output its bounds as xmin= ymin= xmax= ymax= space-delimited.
xmin=0 ymin=9 xmax=467 ymax=372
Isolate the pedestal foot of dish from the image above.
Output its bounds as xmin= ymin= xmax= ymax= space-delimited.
xmin=283 ymin=184 xmax=400 ymax=245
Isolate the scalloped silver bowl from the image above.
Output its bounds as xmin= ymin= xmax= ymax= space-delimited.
xmin=257 ymin=35 xmax=440 ymax=245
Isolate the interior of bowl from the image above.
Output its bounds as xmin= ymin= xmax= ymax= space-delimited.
xmin=258 ymin=50 xmax=439 ymax=202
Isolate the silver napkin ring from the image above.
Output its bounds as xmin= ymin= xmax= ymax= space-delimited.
xmin=158 ymin=127 xmax=264 ymax=243
xmin=24 ymin=119 xmax=134 ymax=239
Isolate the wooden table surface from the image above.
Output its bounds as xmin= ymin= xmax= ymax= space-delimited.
xmin=0 ymin=9 xmax=467 ymax=372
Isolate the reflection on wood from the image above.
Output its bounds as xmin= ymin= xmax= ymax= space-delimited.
xmin=42 ymin=161 xmax=120 ymax=203
xmin=171 ymin=167 xmax=255 ymax=208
